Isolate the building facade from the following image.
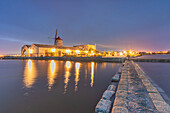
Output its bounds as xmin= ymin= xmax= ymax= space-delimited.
xmin=21 ymin=37 xmax=97 ymax=57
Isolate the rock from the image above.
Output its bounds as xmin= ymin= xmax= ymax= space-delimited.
xmin=102 ymin=90 xmax=115 ymax=100
xmin=107 ymin=85 xmax=116 ymax=91
xmin=95 ymin=99 xmax=112 ymax=113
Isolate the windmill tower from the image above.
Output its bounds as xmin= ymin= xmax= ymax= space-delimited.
xmin=54 ymin=29 xmax=63 ymax=46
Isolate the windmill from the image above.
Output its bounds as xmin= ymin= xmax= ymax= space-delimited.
xmin=48 ymin=29 xmax=63 ymax=46
xmin=48 ymin=29 xmax=58 ymax=45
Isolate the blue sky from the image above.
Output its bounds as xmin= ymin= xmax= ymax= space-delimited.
xmin=0 ymin=0 xmax=170 ymax=54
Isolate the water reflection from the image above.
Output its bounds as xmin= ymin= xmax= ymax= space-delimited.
xmin=90 ymin=62 xmax=94 ymax=87
xmin=23 ymin=60 xmax=37 ymax=88
xmin=48 ymin=60 xmax=57 ymax=90
xmin=64 ymin=61 xmax=71 ymax=94
xmin=75 ymin=62 xmax=80 ymax=91
xmin=23 ymin=60 xmax=98 ymax=91
xmin=103 ymin=63 xmax=106 ymax=69
xmin=112 ymin=63 xmax=115 ymax=68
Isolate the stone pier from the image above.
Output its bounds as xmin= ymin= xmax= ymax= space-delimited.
xmin=112 ymin=60 xmax=170 ymax=113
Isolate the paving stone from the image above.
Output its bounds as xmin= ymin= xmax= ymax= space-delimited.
xmin=112 ymin=61 xmax=169 ymax=113
xmin=111 ymin=106 xmax=128 ymax=113
xmin=117 ymin=84 xmax=128 ymax=91
xmin=116 ymin=90 xmax=128 ymax=98
xmin=149 ymin=93 xmax=164 ymax=101
xmin=119 ymin=79 xmax=128 ymax=85
xmin=145 ymin=85 xmax=159 ymax=93
xmin=113 ymin=96 xmax=128 ymax=107
xmin=153 ymin=100 xmax=170 ymax=113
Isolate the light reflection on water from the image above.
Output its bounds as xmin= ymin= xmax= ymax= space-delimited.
xmin=22 ymin=60 xmax=110 ymax=93
xmin=64 ymin=61 xmax=71 ymax=93
xmin=75 ymin=62 xmax=80 ymax=91
xmin=90 ymin=62 xmax=94 ymax=87
xmin=48 ymin=60 xmax=57 ymax=90
xmin=23 ymin=60 xmax=37 ymax=88
xmin=23 ymin=60 xmax=96 ymax=92
xmin=0 ymin=60 xmax=121 ymax=113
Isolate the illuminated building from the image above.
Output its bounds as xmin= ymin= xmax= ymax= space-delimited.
xmin=21 ymin=30 xmax=96 ymax=57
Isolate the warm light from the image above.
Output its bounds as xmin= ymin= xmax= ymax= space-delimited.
xmin=85 ymin=51 xmax=88 ymax=54
xmin=51 ymin=48 xmax=55 ymax=52
xmin=50 ymin=60 xmax=55 ymax=74
xmin=129 ymin=51 xmax=133 ymax=54
xmin=90 ymin=62 xmax=94 ymax=87
xmin=163 ymin=51 xmax=167 ymax=53
xmin=114 ymin=52 xmax=117 ymax=56
xmin=48 ymin=60 xmax=57 ymax=90
xmin=23 ymin=60 xmax=37 ymax=88
xmin=64 ymin=61 xmax=71 ymax=94
xmin=119 ymin=52 xmax=123 ymax=56
xmin=103 ymin=63 xmax=106 ymax=68
xmin=123 ymin=51 xmax=126 ymax=54
xmin=66 ymin=49 xmax=71 ymax=53
xmin=91 ymin=51 xmax=94 ymax=53
xmin=66 ymin=61 xmax=71 ymax=69
xmin=29 ymin=49 xmax=33 ymax=54
xmin=75 ymin=62 xmax=80 ymax=91
xmin=76 ymin=50 xmax=80 ymax=54
xmin=28 ymin=60 xmax=32 ymax=69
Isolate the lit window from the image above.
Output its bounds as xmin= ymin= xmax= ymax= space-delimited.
xmin=119 ymin=52 xmax=123 ymax=56
xmin=85 ymin=51 xmax=88 ymax=54
xmin=51 ymin=48 xmax=55 ymax=52
xmin=29 ymin=49 xmax=33 ymax=54
xmin=76 ymin=50 xmax=80 ymax=54
xmin=66 ymin=50 xmax=71 ymax=53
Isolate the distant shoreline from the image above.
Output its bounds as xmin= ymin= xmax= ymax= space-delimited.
xmin=131 ymin=58 xmax=170 ymax=62
xmin=1 ymin=56 xmax=170 ymax=62
xmin=1 ymin=56 xmax=125 ymax=63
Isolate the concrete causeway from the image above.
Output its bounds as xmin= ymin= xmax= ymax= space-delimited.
xmin=112 ymin=60 xmax=170 ymax=113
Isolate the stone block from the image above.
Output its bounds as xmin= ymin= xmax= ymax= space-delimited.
xmin=113 ymin=96 xmax=128 ymax=107
xmin=153 ymin=100 xmax=170 ymax=113
xmin=111 ymin=106 xmax=128 ymax=113
xmin=116 ymin=90 xmax=128 ymax=98
xmin=117 ymin=84 xmax=128 ymax=91
xmin=145 ymin=85 xmax=159 ymax=93
xmin=149 ymin=93 xmax=164 ymax=101
xmin=119 ymin=79 xmax=128 ymax=85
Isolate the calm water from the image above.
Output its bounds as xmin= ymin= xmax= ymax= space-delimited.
xmin=136 ymin=55 xmax=170 ymax=59
xmin=0 ymin=60 xmax=121 ymax=113
xmin=138 ymin=62 xmax=170 ymax=97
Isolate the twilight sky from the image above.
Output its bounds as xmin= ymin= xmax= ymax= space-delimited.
xmin=0 ymin=0 xmax=170 ymax=54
